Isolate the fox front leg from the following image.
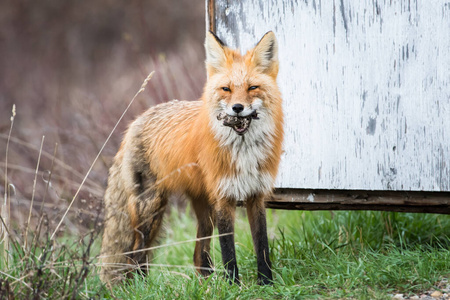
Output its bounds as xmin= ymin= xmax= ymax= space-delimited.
xmin=216 ymin=200 xmax=240 ymax=285
xmin=246 ymin=195 xmax=273 ymax=285
xmin=192 ymin=197 xmax=215 ymax=276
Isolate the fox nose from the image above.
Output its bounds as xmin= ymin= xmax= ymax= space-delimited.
xmin=232 ymin=104 xmax=244 ymax=114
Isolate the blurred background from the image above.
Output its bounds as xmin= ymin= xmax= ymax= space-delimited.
xmin=0 ymin=0 xmax=206 ymax=233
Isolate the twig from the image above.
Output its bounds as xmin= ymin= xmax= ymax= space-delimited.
xmin=33 ymin=143 xmax=58 ymax=249
xmin=2 ymin=104 xmax=16 ymax=267
xmin=24 ymin=135 xmax=45 ymax=249
xmin=0 ymin=162 xmax=102 ymax=197
xmin=39 ymin=143 xmax=58 ymax=216
xmin=0 ymin=214 xmax=21 ymax=257
xmin=0 ymin=134 xmax=103 ymax=191
xmin=50 ymin=71 xmax=155 ymax=240
xmin=0 ymin=270 xmax=32 ymax=290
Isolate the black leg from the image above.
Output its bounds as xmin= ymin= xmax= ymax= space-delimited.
xmin=216 ymin=202 xmax=240 ymax=285
xmin=247 ymin=196 xmax=273 ymax=285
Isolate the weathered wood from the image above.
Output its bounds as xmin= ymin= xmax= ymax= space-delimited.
xmin=272 ymin=189 xmax=450 ymax=206
xmin=262 ymin=202 xmax=450 ymax=214
xmin=206 ymin=0 xmax=215 ymax=32
xmin=236 ymin=189 xmax=450 ymax=213
xmin=209 ymin=0 xmax=450 ymax=213
xmin=272 ymin=189 xmax=450 ymax=214
xmin=210 ymin=0 xmax=450 ymax=193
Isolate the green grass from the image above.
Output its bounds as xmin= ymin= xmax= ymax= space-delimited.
xmin=109 ymin=207 xmax=450 ymax=299
xmin=1 ymin=207 xmax=449 ymax=299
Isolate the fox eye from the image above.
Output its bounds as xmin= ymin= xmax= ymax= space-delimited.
xmin=248 ymin=86 xmax=259 ymax=91
xmin=222 ymin=87 xmax=231 ymax=92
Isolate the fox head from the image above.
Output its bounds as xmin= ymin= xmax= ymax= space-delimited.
xmin=203 ymin=31 xmax=281 ymax=139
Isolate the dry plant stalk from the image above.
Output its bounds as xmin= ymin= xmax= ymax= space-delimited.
xmin=2 ymin=104 xmax=16 ymax=267
xmin=24 ymin=135 xmax=45 ymax=249
xmin=50 ymin=71 xmax=155 ymax=240
xmin=0 ymin=134 xmax=103 ymax=192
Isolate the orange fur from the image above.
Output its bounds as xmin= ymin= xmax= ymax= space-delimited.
xmin=100 ymin=31 xmax=283 ymax=285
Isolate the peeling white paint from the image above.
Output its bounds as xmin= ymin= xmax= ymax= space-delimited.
xmin=213 ymin=0 xmax=450 ymax=192
xmin=307 ymin=193 xmax=315 ymax=202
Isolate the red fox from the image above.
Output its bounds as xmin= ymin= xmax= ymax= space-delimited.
xmin=100 ymin=31 xmax=284 ymax=285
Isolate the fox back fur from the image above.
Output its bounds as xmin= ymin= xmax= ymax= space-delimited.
xmin=100 ymin=31 xmax=284 ymax=285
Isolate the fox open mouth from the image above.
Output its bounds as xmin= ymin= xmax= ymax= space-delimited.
xmin=217 ymin=111 xmax=259 ymax=135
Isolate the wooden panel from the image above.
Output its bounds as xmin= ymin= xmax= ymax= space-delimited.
xmin=260 ymin=189 xmax=450 ymax=214
xmin=206 ymin=0 xmax=215 ymax=32
xmin=211 ymin=0 xmax=450 ymax=192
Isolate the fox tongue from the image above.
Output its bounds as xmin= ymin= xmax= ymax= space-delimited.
xmin=230 ymin=117 xmax=251 ymax=135
xmin=234 ymin=123 xmax=247 ymax=133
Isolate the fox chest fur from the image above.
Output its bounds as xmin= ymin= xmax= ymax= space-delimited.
xmin=209 ymin=102 xmax=279 ymax=201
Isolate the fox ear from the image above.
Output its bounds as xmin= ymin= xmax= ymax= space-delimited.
xmin=205 ymin=31 xmax=227 ymax=76
xmin=251 ymin=31 xmax=279 ymax=77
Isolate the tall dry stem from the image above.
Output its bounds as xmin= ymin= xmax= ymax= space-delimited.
xmin=2 ymin=104 xmax=16 ymax=267
xmin=39 ymin=143 xmax=58 ymax=216
xmin=24 ymin=135 xmax=45 ymax=249
xmin=0 ymin=134 xmax=103 ymax=192
xmin=51 ymin=71 xmax=155 ymax=240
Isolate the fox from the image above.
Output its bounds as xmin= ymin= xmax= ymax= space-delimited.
xmin=99 ymin=31 xmax=284 ymax=285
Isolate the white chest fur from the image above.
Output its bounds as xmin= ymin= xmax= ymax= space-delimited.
xmin=211 ymin=108 xmax=277 ymax=200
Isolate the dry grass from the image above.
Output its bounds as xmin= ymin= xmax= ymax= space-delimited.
xmin=0 ymin=4 xmax=207 ymax=297
xmin=0 ymin=45 xmax=205 ymax=234
xmin=0 ymin=1 xmax=206 ymax=232
xmin=0 ymin=1 xmax=207 ymax=298
xmin=0 ymin=49 xmax=205 ymax=296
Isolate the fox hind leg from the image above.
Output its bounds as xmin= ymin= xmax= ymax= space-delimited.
xmin=100 ymin=170 xmax=168 ymax=283
xmin=128 ymin=172 xmax=168 ymax=275
xmin=100 ymin=192 xmax=136 ymax=283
